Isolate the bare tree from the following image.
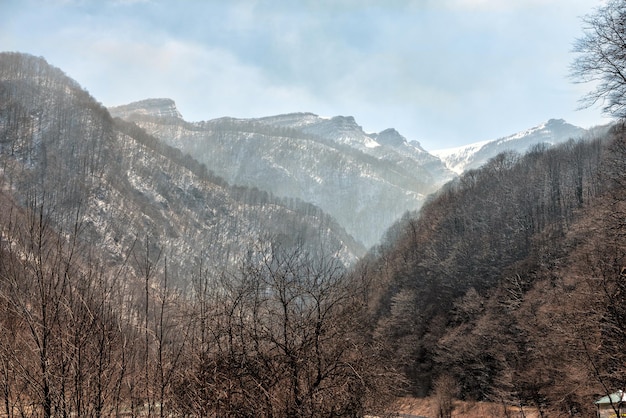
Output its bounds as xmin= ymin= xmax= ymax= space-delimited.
xmin=571 ymin=0 xmax=626 ymax=119
xmin=433 ymin=374 xmax=458 ymax=418
xmin=173 ymin=242 xmax=398 ymax=417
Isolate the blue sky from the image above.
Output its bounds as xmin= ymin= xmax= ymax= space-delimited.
xmin=0 ymin=0 xmax=611 ymax=150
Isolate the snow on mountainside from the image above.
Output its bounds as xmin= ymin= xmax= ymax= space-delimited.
xmin=433 ymin=119 xmax=589 ymax=174
xmin=109 ymin=100 xmax=598 ymax=249
xmin=110 ymin=100 xmax=455 ymax=248
xmin=0 ymin=53 xmax=364 ymax=282
xmin=255 ymin=113 xmax=432 ymax=160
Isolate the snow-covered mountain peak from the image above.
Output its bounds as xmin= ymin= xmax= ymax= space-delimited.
xmin=498 ymin=118 xmax=565 ymax=144
xmin=109 ymin=98 xmax=183 ymax=120
xmin=545 ymin=118 xmax=567 ymax=127
xmin=255 ymin=112 xmax=372 ymax=148
xmin=433 ymin=119 xmax=588 ymax=174
xmin=495 ymin=118 xmax=584 ymax=145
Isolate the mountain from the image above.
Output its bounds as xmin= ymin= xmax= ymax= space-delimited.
xmin=432 ymin=119 xmax=589 ymax=174
xmin=0 ymin=53 xmax=397 ymax=417
xmin=355 ymin=128 xmax=618 ymax=402
xmin=0 ymin=53 xmax=364 ymax=283
xmin=110 ymin=100 xmax=455 ymax=248
xmin=5 ymin=51 xmax=625 ymax=417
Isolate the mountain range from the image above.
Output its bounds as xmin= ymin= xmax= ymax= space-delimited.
xmin=109 ymin=99 xmax=455 ymax=247
xmin=0 ymin=52 xmax=601 ymax=277
xmin=1 ymin=51 xmax=620 ymax=416
xmin=0 ymin=53 xmax=364 ymax=284
xmin=110 ymin=98 xmax=596 ymax=248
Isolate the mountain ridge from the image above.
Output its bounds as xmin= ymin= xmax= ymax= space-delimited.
xmin=432 ymin=118 xmax=591 ymax=174
xmin=109 ymin=99 xmax=455 ymax=248
xmin=110 ymin=98 xmax=599 ymax=247
xmin=112 ymin=99 xmax=596 ymax=177
xmin=0 ymin=53 xmax=364 ymax=281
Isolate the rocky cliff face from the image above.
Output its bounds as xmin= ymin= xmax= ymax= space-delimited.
xmin=110 ymin=102 xmax=455 ymax=248
xmin=113 ymin=98 xmax=183 ymax=119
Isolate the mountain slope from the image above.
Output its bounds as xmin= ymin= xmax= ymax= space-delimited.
xmin=110 ymin=100 xmax=455 ymax=248
xmin=0 ymin=53 xmax=364 ymax=283
xmin=432 ymin=119 xmax=589 ymax=174
xmin=355 ymin=130 xmax=614 ymax=402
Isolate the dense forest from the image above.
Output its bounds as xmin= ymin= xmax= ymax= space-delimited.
xmin=356 ymin=128 xmax=625 ymax=415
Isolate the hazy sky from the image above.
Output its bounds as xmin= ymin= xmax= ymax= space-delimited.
xmin=1 ymin=0 xmax=611 ymax=150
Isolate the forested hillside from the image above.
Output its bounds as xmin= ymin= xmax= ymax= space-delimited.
xmin=0 ymin=52 xmax=364 ymax=276
xmin=356 ymin=125 xmax=625 ymax=415
xmin=0 ymin=52 xmax=396 ymax=417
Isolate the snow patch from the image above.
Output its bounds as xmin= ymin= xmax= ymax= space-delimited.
xmin=364 ymin=137 xmax=381 ymax=148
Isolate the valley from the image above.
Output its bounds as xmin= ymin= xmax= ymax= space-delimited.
xmin=0 ymin=51 xmax=623 ymax=418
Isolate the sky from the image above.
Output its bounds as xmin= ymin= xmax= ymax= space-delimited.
xmin=0 ymin=0 xmax=613 ymax=150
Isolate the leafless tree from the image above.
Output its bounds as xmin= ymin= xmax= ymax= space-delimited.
xmin=173 ymin=242 xmax=399 ymax=417
xmin=433 ymin=374 xmax=458 ymax=418
xmin=571 ymin=0 xmax=626 ymax=119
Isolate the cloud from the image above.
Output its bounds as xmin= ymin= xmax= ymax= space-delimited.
xmin=0 ymin=0 xmax=610 ymax=149
xmin=440 ymin=0 xmax=581 ymax=11
xmin=79 ymin=36 xmax=320 ymax=120
xmin=113 ymin=0 xmax=150 ymax=4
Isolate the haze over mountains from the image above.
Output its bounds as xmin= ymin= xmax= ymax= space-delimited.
xmin=109 ymin=98 xmax=596 ymax=248
xmin=0 ymin=53 xmax=364 ymax=280
xmin=1 ymin=51 xmax=599 ymax=283
xmin=110 ymin=99 xmax=454 ymax=247
xmin=0 ymin=50 xmax=603 ymax=273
